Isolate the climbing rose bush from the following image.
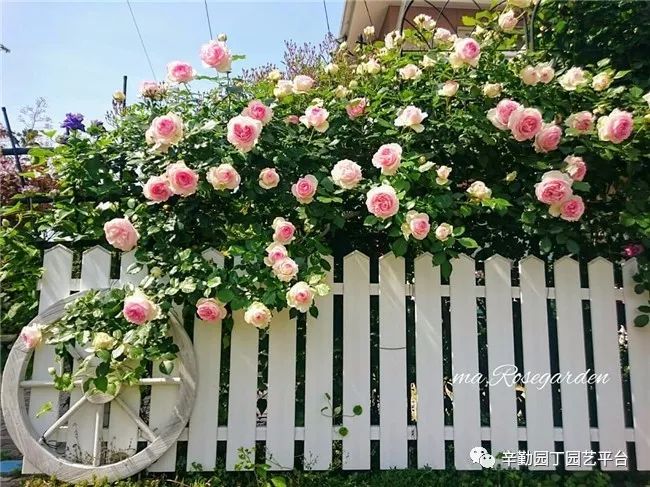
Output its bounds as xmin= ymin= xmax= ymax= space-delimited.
xmin=17 ymin=5 xmax=650 ymax=392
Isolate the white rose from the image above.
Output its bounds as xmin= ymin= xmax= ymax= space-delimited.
xmin=482 ymin=82 xmax=502 ymax=98
xmin=244 ymin=302 xmax=272 ymax=329
xmin=438 ymin=80 xmax=459 ymax=97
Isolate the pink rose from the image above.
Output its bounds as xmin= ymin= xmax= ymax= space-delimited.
xmin=564 ymin=155 xmax=587 ymax=182
xmin=487 ymin=99 xmax=521 ymax=130
xmin=558 ymin=67 xmax=588 ymax=91
xmin=291 ymin=175 xmax=318 ymax=204
xmin=394 ymin=105 xmax=428 ymax=133
xmin=285 ymin=115 xmax=300 ymax=125
xmin=436 ymin=166 xmax=452 ymax=184
xmin=200 ymin=40 xmax=232 ymax=72
xmin=597 ymin=109 xmax=634 ymax=144
xmin=434 ymin=223 xmax=453 ymax=242
xmin=259 ymin=168 xmax=280 ymax=189
xmin=166 ymin=161 xmax=199 ymax=196
xmin=299 ymin=106 xmax=329 ymax=132
xmin=145 ymin=113 xmax=184 ymax=152
xmin=104 ymin=218 xmax=139 ymax=252
xmin=139 ymin=81 xmax=166 ymax=100
xmin=264 ymin=243 xmax=288 ymax=266
xmin=346 ymin=98 xmax=368 ymax=119
xmin=438 ymin=80 xmax=459 ymax=97
xmin=293 ymin=75 xmax=315 ymax=93
xmin=196 ymin=298 xmax=227 ymax=322
xmin=453 ymin=37 xmax=481 ymax=66
xmin=242 ymin=100 xmax=273 ymax=125
xmin=399 ymin=64 xmax=422 ymax=80
xmin=273 ymin=257 xmax=299 ymax=282
xmin=366 ymin=185 xmax=399 ymax=219
xmin=20 ymin=325 xmax=42 ymax=349
xmin=123 ymin=293 xmax=159 ymax=325
xmin=166 ymin=61 xmax=196 ymax=83
xmin=143 ymin=175 xmax=173 ymax=202
xmin=623 ymin=243 xmax=645 ymax=258
xmin=372 ymin=143 xmax=402 ymax=175
xmin=466 ymin=181 xmax=492 ymax=201
xmin=434 ymin=28 xmax=455 ymax=45
xmin=227 ymin=115 xmax=263 ymax=152
xmin=534 ymin=170 xmax=573 ymax=204
xmin=498 ymin=9 xmax=517 ymax=30
xmin=508 ymin=106 xmax=543 ymax=141
xmin=558 ymin=195 xmax=585 ymax=222
xmin=520 ymin=66 xmax=539 ymax=86
xmin=207 ymin=163 xmax=240 ymax=191
xmin=536 ymin=64 xmax=555 ymax=84
xmin=565 ymin=111 xmax=595 ymax=134
xmin=244 ymin=302 xmax=272 ymax=329
xmin=272 ymin=217 xmax=296 ymax=244
xmin=404 ymin=211 xmax=430 ymax=240
xmin=331 ymin=159 xmax=363 ymax=189
xmin=533 ymin=123 xmax=562 ymax=153
xmin=286 ymin=281 xmax=314 ymax=313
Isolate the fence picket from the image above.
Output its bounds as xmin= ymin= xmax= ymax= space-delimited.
xmin=304 ymin=257 xmax=333 ymax=470
xmin=554 ymin=257 xmax=591 ymax=469
xmin=413 ymin=254 xmax=445 ymax=468
xmin=587 ymin=258 xmax=627 ymax=470
xmin=226 ymin=311 xmax=259 ymax=470
xmin=66 ymin=247 xmax=111 ymax=464
xmin=186 ymin=249 xmax=224 ymax=470
xmin=378 ymin=253 xmax=407 ymax=468
xmin=342 ymin=251 xmax=371 ymax=470
xmin=518 ymin=256 xmax=554 ymax=470
xmin=485 ymin=255 xmax=518 ymax=467
xmin=622 ymin=259 xmax=650 ymax=470
xmin=449 ymin=255 xmax=481 ymax=470
xmin=23 ymin=245 xmax=73 ymax=474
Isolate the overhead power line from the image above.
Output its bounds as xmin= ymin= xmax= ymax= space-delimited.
xmin=322 ymin=0 xmax=332 ymax=34
xmin=126 ymin=0 xmax=157 ymax=81
xmin=204 ymin=0 xmax=214 ymax=39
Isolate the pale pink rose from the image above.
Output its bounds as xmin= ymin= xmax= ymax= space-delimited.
xmin=331 ymin=159 xmax=363 ymax=189
xmin=405 ymin=211 xmax=430 ymax=240
xmin=498 ymin=9 xmax=517 ymax=30
xmin=139 ymin=81 xmax=167 ymax=99
xmin=293 ymin=75 xmax=315 ymax=93
xmin=533 ymin=123 xmax=562 ymax=153
xmin=466 ymin=181 xmax=492 ymax=201
xmin=434 ymin=223 xmax=453 ymax=242
xmin=364 ymin=58 xmax=381 ymax=74
xmin=104 ymin=218 xmax=139 ymax=252
xmin=534 ymin=170 xmax=573 ymax=204
xmin=264 ymin=243 xmax=288 ymax=267
xmin=244 ymin=302 xmax=272 ymax=329
xmin=227 ymin=115 xmax=263 ymax=152
xmin=259 ymin=168 xmax=280 ymax=189
xmin=508 ymin=106 xmax=543 ymax=141
xmin=145 ymin=113 xmax=184 ymax=152
xmin=438 ymin=80 xmax=459 ymax=97
xmin=399 ymin=64 xmax=422 ymax=80
xmin=143 ymin=175 xmax=173 ymax=202
xmin=286 ymin=281 xmax=315 ymax=313
xmin=413 ymin=13 xmax=436 ymax=31
xmin=291 ymin=175 xmax=318 ymax=204
xmin=123 ymin=293 xmax=159 ymax=325
xmin=274 ymin=80 xmax=294 ymax=98
xmin=372 ymin=143 xmax=402 ymax=175
xmin=564 ymin=155 xmax=587 ymax=182
xmin=597 ymin=109 xmax=634 ymax=144
xmin=384 ymin=30 xmax=404 ymax=49
xmin=273 ymin=257 xmax=299 ymax=282
xmin=299 ymin=106 xmax=329 ymax=132
xmin=536 ymin=64 xmax=555 ymax=84
xmin=520 ymin=66 xmax=539 ymax=86
xmin=200 ymin=40 xmax=232 ymax=72
xmin=434 ymin=28 xmax=455 ymax=45
xmin=558 ymin=67 xmax=588 ymax=91
xmin=366 ymin=185 xmax=399 ymax=219
xmin=487 ymin=99 xmax=521 ymax=130
xmin=20 ymin=325 xmax=42 ymax=349
xmin=558 ymin=195 xmax=585 ymax=222
xmin=166 ymin=61 xmax=196 ymax=83
xmin=565 ymin=111 xmax=595 ymax=134
xmin=166 ymin=161 xmax=199 ymax=196
xmin=196 ymin=298 xmax=227 ymax=322
xmin=285 ymin=115 xmax=300 ymax=124
xmin=346 ymin=98 xmax=368 ymax=119
xmin=207 ymin=163 xmax=240 ymax=191
xmin=482 ymin=83 xmax=502 ymax=98
xmin=394 ymin=105 xmax=428 ymax=133
xmin=454 ymin=37 xmax=481 ymax=67
xmin=272 ymin=217 xmax=296 ymax=244
xmin=592 ymin=72 xmax=612 ymax=91
xmin=242 ymin=100 xmax=273 ymax=125
xmin=436 ymin=166 xmax=452 ymax=185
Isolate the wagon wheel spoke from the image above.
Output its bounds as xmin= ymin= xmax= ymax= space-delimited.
xmin=136 ymin=377 xmax=181 ymax=386
xmin=92 ymin=406 xmax=103 ymax=466
xmin=113 ymin=396 xmax=157 ymax=443
xmin=39 ymin=395 xmax=88 ymax=443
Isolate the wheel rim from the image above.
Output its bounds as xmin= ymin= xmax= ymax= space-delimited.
xmin=1 ymin=291 xmax=197 ymax=483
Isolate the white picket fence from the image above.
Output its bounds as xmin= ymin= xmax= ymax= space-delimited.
xmin=22 ymin=245 xmax=650 ymax=473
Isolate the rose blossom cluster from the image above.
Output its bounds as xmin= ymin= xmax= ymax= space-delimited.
xmin=519 ymin=63 xmax=555 ymax=86
xmin=267 ymin=218 xmax=300 ymax=282
xmin=534 ymin=171 xmax=585 ymax=222
xmin=488 ymin=99 xmax=561 ymax=151
xmin=143 ymin=161 xmax=200 ymax=202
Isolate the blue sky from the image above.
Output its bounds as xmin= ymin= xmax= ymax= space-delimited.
xmin=1 ymin=0 xmax=344 ymax=130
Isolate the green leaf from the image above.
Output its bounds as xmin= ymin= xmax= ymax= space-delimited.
xmin=352 ymin=405 xmax=363 ymax=416
xmin=462 ymin=15 xmax=477 ymax=26
xmin=338 ymin=426 xmax=349 ymax=437
xmin=391 ymin=238 xmax=408 ymax=257
xmin=36 ymin=401 xmax=53 ymax=418
xmin=540 ymin=237 xmax=552 ymax=254
xmin=634 ymin=314 xmax=649 ymax=327
xmin=566 ymin=239 xmax=580 ymax=254
xmin=458 ymin=237 xmax=478 ymax=249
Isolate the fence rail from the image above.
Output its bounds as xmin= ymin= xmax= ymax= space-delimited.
xmin=21 ymin=245 xmax=650 ymax=473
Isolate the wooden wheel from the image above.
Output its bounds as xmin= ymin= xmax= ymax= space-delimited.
xmin=1 ymin=291 xmax=197 ymax=483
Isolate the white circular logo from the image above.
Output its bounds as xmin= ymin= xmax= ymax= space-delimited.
xmin=479 ymin=453 xmax=496 ymax=469
xmin=469 ymin=446 xmax=487 ymax=463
